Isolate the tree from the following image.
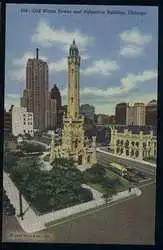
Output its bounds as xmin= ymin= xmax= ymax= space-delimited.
xmin=4 ymin=152 xmax=24 ymax=173
xmin=21 ymin=142 xmax=45 ymax=153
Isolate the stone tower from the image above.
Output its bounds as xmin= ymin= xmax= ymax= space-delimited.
xmin=67 ymin=40 xmax=80 ymax=119
xmin=62 ymin=40 xmax=85 ymax=159
xmin=50 ymin=40 xmax=97 ymax=168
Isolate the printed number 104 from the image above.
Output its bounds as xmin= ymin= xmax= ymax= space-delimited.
xmin=21 ymin=8 xmax=29 ymax=13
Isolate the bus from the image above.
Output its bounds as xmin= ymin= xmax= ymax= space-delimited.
xmin=109 ymin=162 xmax=128 ymax=177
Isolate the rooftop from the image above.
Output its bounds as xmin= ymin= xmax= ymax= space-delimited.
xmin=115 ymin=125 xmax=157 ymax=136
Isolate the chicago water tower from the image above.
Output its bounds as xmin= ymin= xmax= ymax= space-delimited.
xmin=50 ymin=40 xmax=97 ymax=167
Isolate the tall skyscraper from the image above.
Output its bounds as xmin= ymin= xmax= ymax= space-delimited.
xmin=126 ymin=102 xmax=145 ymax=126
xmin=21 ymin=48 xmax=48 ymax=130
xmin=115 ymin=103 xmax=127 ymax=125
xmin=145 ymin=100 xmax=157 ymax=126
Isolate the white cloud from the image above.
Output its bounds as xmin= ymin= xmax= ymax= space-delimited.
xmin=119 ymin=45 xmax=143 ymax=57
xmin=31 ymin=20 xmax=94 ymax=52
xmin=81 ymin=59 xmax=119 ymax=76
xmin=120 ymin=28 xmax=152 ymax=46
xmin=10 ymin=68 xmax=26 ymax=82
xmin=119 ymin=28 xmax=152 ymax=57
xmin=49 ymin=58 xmax=67 ymax=72
xmin=10 ymin=51 xmax=90 ymax=80
xmin=12 ymin=52 xmax=47 ymax=67
xmin=94 ymin=93 xmax=157 ymax=114
xmin=5 ymin=93 xmax=20 ymax=99
xmin=61 ymin=69 xmax=157 ymax=98
xmin=5 ymin=93 xmax=21 ymax=111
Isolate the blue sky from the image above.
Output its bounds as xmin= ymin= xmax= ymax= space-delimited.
xmin=5 ymin=4 xmax=158 ymax=114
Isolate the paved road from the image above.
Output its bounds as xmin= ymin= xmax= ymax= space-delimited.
xmin=46 ymin=182 xmax=156 ymax=244
xmin=2 ymin=183 xmax=155 ymax=244
xmin=96 ymin=151 xmax=156 ymax=178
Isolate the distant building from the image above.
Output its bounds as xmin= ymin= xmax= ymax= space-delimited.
xmin=50 ymin=84 xmax=62 ymax=128
xmin=126 ymin=102 xmax=145 ymax=126
xmin=21 ymin=48 xmax=48 ymax=130
xmin=96 ymin=114 xmax=109 ymax=125
xmin=12 ymin=107 xmax=34 ymax=137
xmin=59 ymin=105 xmax=68 ymax=127
xmin=109 ymin=115 xmax=116 ymax=125
xmin=145 ymin=100 xmax=157 ymax=126
xmin=96 ymin=114 xmax=104 ymax=125
xmin=4 ymin=110 xmax=12 ymax=136
xmin=126 ymin=105 xmax=134 ymax=125
xmin=115 ymin=103 xmax=127 ymax=125
xmin=109 ymin=126 xmax=157 ymax=160
xmin=46 ymin=93 xmax=57 ymax=130
xmin=80 ymin=104 xmax=95 ymax=121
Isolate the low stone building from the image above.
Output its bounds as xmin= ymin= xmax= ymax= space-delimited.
xmin=109 ymin=126 xmax=157 ymax=160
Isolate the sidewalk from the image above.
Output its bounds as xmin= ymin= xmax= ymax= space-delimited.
xmin=3 ymin=170 xmax=142 ymax=233
xmin=25 ymin=140 xmax=50 ymax=149
xmin=97 ymin=148 xmax=156 ymax=167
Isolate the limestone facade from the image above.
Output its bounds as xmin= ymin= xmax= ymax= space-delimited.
xmin=109 ymin=127 xmax=157 ymax=160
xmin=50 ymin=40 xmax=97 ymax=167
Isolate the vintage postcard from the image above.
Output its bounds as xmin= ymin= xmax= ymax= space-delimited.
xmin=3 ymin=4 xmax=158 ymax=244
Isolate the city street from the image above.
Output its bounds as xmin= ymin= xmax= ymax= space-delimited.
xmin=46 ymin=182 xmax=156 ymax=244
xmin=96 ymin=149 xmax=156 ymax=178
xmin=2 ymin=182 xmax=156 ymax=244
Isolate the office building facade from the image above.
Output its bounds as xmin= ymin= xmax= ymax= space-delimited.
xmin=21 ymin=48 xmax=48 ymax=130
xmin=12 ymin=107 xmax=34 ymax=137
xmin=115 ymin=103 xmax=127 ymax=125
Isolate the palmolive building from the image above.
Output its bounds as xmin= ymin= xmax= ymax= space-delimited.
xmin=21 ymin=49 xmax=56 ymax=131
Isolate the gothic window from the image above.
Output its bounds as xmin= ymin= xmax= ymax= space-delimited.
xmin=71 ymin=97 xmax=73 ymax=103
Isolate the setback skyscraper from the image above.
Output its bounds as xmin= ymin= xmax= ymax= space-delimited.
xmin=21 ymin=48 xmax=48 ymax=130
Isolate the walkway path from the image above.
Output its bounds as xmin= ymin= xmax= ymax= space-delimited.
xmin=3 ymin=171 xmax=142 ymax=233
xmin=97 ymin=148 xmax=156 ymax=167
xmin=24 ymin=140 xmax=50 ymax=150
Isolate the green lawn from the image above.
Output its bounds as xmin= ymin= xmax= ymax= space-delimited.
xmin=86 ymin=165 xmax=129 ymax=195
xmin=87 ymin=182 xmax=105 ymax=193
xmin=105 ymin=168 xmax=118 ymax=178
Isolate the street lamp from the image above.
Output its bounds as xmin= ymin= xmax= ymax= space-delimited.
xmin=18 ymin=190 xmax=24 ymax=220
xmin=128 ymin=173 xmax=132 ymax=192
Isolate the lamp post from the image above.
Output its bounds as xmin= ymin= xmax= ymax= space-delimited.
xmin=18 ymin=190 xmax=24 ymax=220
xmin=128 ymin=174 xmax=132 ymax=192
